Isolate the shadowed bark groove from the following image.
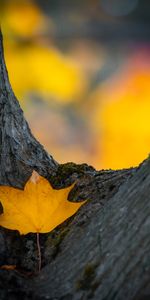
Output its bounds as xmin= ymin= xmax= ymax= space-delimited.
xmin=0 ymin=30 xmax=150 ymax=300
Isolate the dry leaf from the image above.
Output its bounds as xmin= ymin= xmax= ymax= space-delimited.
xmin=0 ymin=172 xmax=85 ymax=234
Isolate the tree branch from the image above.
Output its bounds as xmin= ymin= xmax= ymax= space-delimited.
xmin=0 ymin=30 xmax=58 ymax=189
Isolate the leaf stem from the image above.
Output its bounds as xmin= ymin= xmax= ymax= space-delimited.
xmin=36 ymin=232 xmax=41 ymax=272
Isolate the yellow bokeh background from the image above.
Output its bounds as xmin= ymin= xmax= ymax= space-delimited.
xmin=1 ymin=0 xmax=150 ymax=169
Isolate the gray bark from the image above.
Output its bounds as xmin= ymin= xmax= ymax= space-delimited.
xmin=0 ymin=31 xmax=58 ymax=189
xmin=32 ymin=160 xmax=150 ymax=300
xmin=0 ymin=30 xmax=149 ymax=300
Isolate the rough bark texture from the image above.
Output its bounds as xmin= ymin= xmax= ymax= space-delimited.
xmin=0 ymin=31 xmax=58 ymax=189
xmin=0 ymin=31 xmax=150 ymax=300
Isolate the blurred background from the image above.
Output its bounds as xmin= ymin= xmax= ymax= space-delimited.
xmin=1 ymin=0 xmax=150 ymax=169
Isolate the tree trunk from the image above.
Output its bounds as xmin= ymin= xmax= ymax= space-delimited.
xmin=0 ymin=30 xmax=149 ymax=300
xmin=0 ymin=31 xmax=58 ymax=189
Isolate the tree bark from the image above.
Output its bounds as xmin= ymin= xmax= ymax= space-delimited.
xmin=0 ymin=30 xmax=149 ymax=300
xmin=0 ymin=31 xmax=58 ymax=189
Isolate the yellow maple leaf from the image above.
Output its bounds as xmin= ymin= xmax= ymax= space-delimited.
xmin=0 ymin=172 xmax=85 ymax=235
